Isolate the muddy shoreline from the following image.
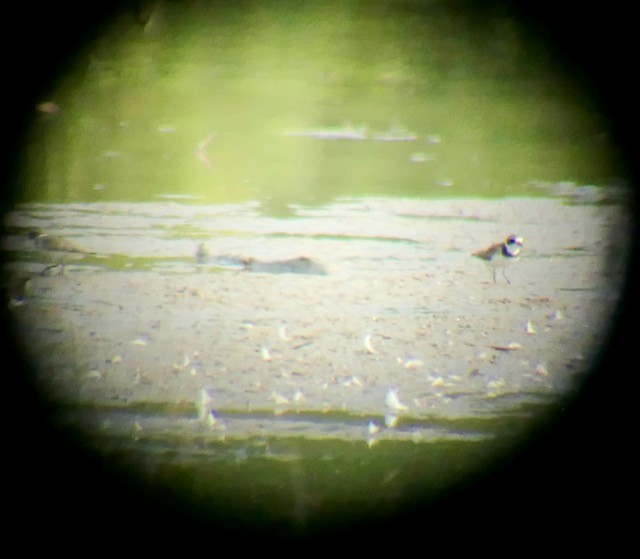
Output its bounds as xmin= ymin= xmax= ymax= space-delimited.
xmin=4 ymin=197 xmax=628 ymax=436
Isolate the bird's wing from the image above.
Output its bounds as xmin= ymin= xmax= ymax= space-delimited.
xmin=472 ymin=243 xmax=501 ymax=261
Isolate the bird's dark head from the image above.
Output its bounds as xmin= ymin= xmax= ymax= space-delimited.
xmin=504 ymin=235 xmax=524 ymax=257
xmin=506 ymin=234 xmax=524 ymax=247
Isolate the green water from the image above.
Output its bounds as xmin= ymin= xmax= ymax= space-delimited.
xmin=61 ymin=399 xmax=550 ymax=535
xmin=16 ymin=0 xmax=620 ymax=205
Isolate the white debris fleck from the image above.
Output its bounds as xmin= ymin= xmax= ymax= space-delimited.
xmin=385 ymin=388 xmax=408 ymax=411
xmin=261 ymin=345 xmax=272 ymax=362
xmin=430 ymin=375 xmax=445 ymax=387
xmin=342 ymin=375 xmax=365 ymax=388
xmin=278 ymin=322 xmax=292 ymax=341
xmin=403 ymin=357 xmax=423 ymax=369
xmin=534 ymin=363 xmax=550 ymax=376
xmin=491 ymin=341 xmax=522 ymax=351
xmin=172 ymin=354 xmax=190 ymax=371
xmin=384 ymin=413 xmax=400 ymax=428
xmin=363 ymin=334 xmax=376 ymax=354
xmin=548 ymin=309 xmax=564 ymax=320
xmin=130 ymin=337 xmax=148 ymax=346
xmin=486 ymin=378 xmax=506 ymax=398
xmin=270 ymin=391 xmax=290 ymax=405
xmin=196 ymin=388 xmax=214 ymax=422
xmin=367 ymin=420 xmax=381 ymax=435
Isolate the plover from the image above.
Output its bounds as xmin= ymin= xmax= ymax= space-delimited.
xmin=472 ymin=234 xmax=524 ymax=284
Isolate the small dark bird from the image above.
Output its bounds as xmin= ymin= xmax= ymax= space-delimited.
xmin=28 ymin=230 xmax=94 ymax=274
xmin=195 ymin=242 xmax=210 ymax=264
xmin=28 ymin=230 xmax=93 ymax=254
xmin=6 ymin=273 xmax=32 ymax=306
xmin=472 ymin=234 xmax=524 ymax=284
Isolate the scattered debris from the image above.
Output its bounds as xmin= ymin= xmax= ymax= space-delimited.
xmin=196 ymin=388 xmax=214 ymax=422
xmin=270 ymin=391 xmax=290 ymax=405
xmin=172 ymin=354 xmax=190 ymax=371
xmin=384 ymin=413 xmax=400 ymax=428
xmin=342 ymin=375 xmax=365 ymax=388
xmin=430 ymin=375 xmax=445 ymax=387
xmin=403 ymin=357 xmax=423 ymax=369
xmin=534 ymin=363 xmax=550 ymax=376
xmin=260 ymin=345 xmax=272 ymax=362
xmin=367 ymin=420 xmax=381 ymax=435
xmin=486 ymin=378 xmax=506 ymax=398
xmin=548 ymin=309 xmax=564 ymax=320
xmin=491 ymin=341 xmax=522 ymax=351
xmin=130 ymin=337 xmax=148 ymax=346
xmin=278 ymin=322 xmax=292 ymax=341
xmin=363 ymin=334 xmax=377 ymax=354
xmin=385 ymin=388 xmax=408 ymax=411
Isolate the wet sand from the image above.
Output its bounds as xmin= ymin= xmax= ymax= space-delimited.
xmin=5 ymin=196 xmax=628 ymax=435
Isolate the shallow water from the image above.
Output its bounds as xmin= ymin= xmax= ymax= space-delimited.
xmin=52 ymin=397 xmax=554 ymax=534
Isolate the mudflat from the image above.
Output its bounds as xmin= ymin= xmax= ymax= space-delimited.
xmin=5 ymin=196 xmax=629 ymax=433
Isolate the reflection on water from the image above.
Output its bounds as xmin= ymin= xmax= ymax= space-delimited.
xmin=18 ymin=0 xmax=620 ymax=204
xmin=51 ymin=399 xmax=552 ymax=533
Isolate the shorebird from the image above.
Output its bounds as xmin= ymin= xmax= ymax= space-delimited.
xmin=472 ymin=234 xmax=524 ymax=284
xmin=5 ymin=273 xmax=32 ymax=306
xmin=28 ymin=230 xmax=94 ymax=274
xmin=195 ymin=242 xmax=210 ymax=264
